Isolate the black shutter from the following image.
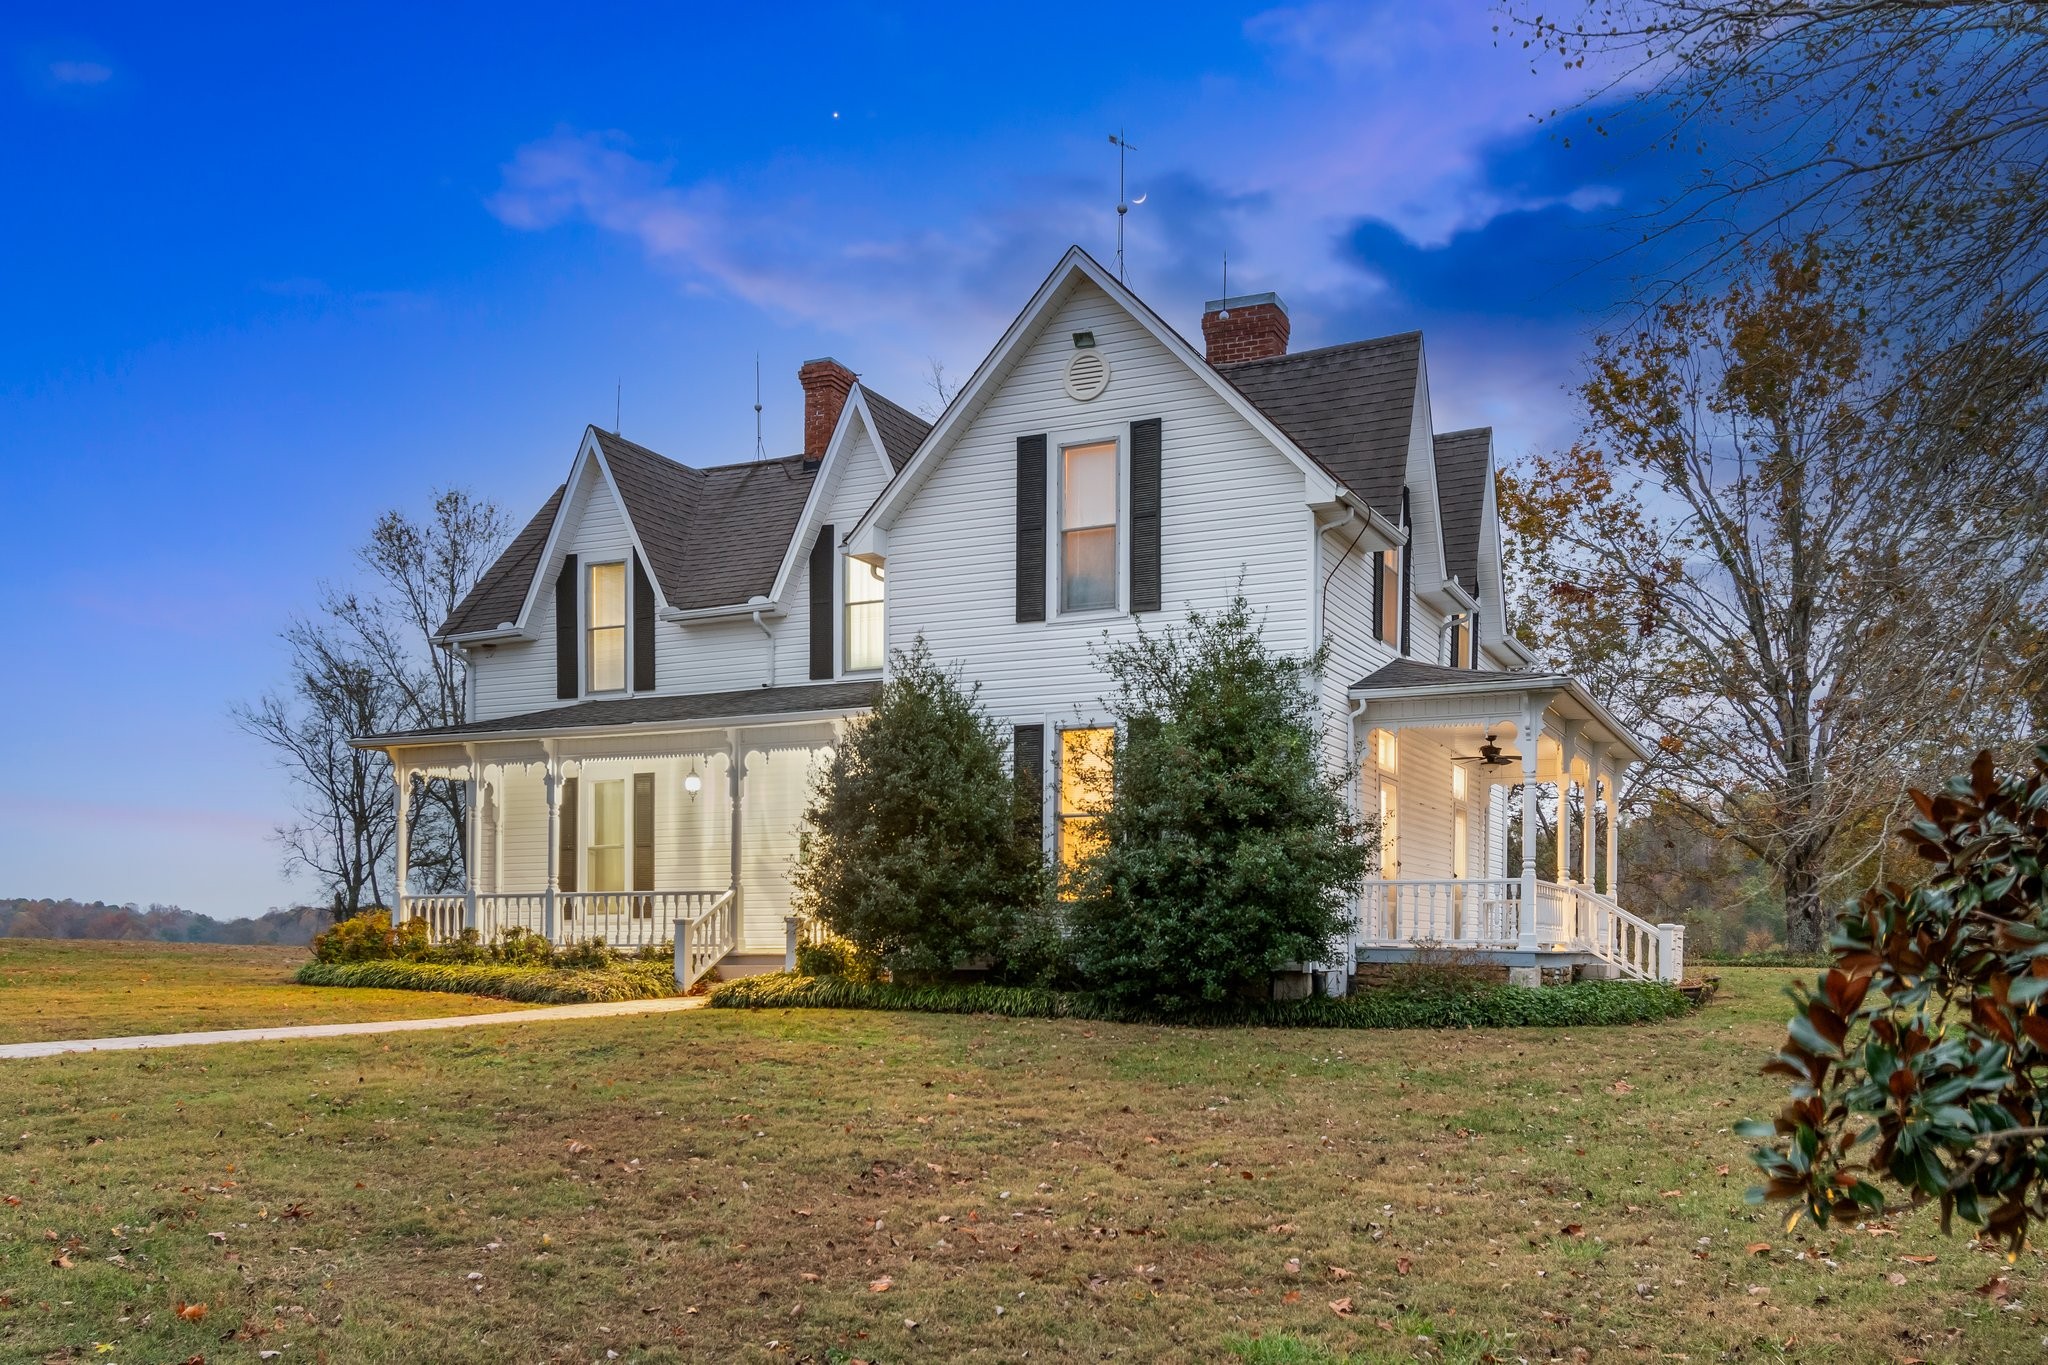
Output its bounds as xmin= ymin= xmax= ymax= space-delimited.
xmin=557 ymin=776 xmax=578 ymax=895
xmin=632 ymin=554 xmax=656 ymax=692
xmin=555 ymin=554 xmax=579 ymax=700
xmin=1015 ymin=434 xmax=1047 ymax=622
xmin=632 ymin=772 xmax=655 ymax=911
xmin=1398 ymin=488 xmax=1412 ymax=656
xmin=1470 ymin=611 xmax=1480 ymax=668
xmin=1129 ymin=418 xmax=1162 ymax=614
xmin=1013 ymin=724 xmax=1045 ymax=849
xmin=808 ymin=523 xmax=835 ymax=680
xmin=1370 ymin=548 xmax=1384 ymax=643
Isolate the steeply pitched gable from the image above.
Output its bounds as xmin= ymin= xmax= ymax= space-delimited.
xmin=859 ymin=387 xmax=932 ymax=470
xmin=1431 ymin=427 xmax=1491 ymax=594
xmin=438 ymin=483 xmax=566 ymax=638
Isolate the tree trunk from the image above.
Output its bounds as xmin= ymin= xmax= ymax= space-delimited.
xmin=1782 ymin=841 xmax=1830 ymax=953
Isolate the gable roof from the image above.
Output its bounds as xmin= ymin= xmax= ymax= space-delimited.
xmin=859 ymin=387 xmax=932 ymax=470
xmin=1216 ymin=333 xmax=1421 ymax=520
xmin=1431 ymin=427 xmax=1491 ymax=594
xmin=440 ymin=483 xmax=566 ymax=638
xmin=361 ymin=678 xmax=882 ymax=746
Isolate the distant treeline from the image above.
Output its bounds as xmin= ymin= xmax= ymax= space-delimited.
xmin=0 ymin=898 xmax=329 ymax=945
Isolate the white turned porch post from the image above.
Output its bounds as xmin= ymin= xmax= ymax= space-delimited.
xmin=392 ymin=758 xmax=411 ymax=924
xmin=463 ymin=744 xmax=480 ymax=935
xmin=1606 ymin=759 xmax=1625 ymax=903
xmin=1518 ymin=704 xmax=1541 ymax=953
xmin=1555 ymin=720 xmax=1582 ymax=885
xmin=1581 ymin=742 xmax=1604 ymax=891
xmin=543 ymin=741 xmax=560 ymax=942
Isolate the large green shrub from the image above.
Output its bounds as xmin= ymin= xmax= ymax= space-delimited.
xmin=793 ymin=637 xmax=1047 ymax=977
xmin=1064 ymin=596 xmax=1373 ymax=1013
xmin=1746 ymin=744 xmax=2048 ymax=1247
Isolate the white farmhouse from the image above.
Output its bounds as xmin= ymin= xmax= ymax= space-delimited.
xmin=359 ymin=247 xmax=1679 ymax=989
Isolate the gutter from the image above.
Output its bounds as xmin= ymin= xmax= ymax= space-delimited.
xmin=659 ymin=598 xmax=788 ymax=625
xmin=349 ymin=698 xmax=875 ymax=752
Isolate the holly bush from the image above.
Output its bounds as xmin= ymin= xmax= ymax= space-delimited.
xmin=1745 ymin=744 xmax=2048 ymax=1248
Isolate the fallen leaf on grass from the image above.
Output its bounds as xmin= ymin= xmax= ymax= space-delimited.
xmin=1329 ymin=1297 xmax=1354 ymax=1317
xmin=51 ymin=1253 xmax=73 ymax=1269
xmin=868 ymin=1276 xmax=893 ymax=1293
xmin=1898 ymin=1254 xmax=1937 ymax=1265
xmin=175 ymin=1301 xmax=209 ymax=1321
xmin=565 ymin=1140 xmax=593 ymax=1156
xmin=1328 ymin=1266 xmax=1354 ymax=1281
xmin=1607 ymin=1080 xmax=1635 ymax=1095
xmin=1885 ymin=1272 xmax=1908 ymax=1286
xmin=2 ymin=1196 xmax=18 ymax=1207
xmin=1975 ymin=1276 xmax=2011 ymax=1301
xmin=1395 ymin=1256 xmax=1412 ymax=1275
xmin=1282 ymin=1290 xmax=1302 ymax=1305
xmin=1659 ymin=1189 xmax=1683 ymax=1199
xmin=1561 ymin=1224 xmax=1585 ymax=1238
xmin=1745 ymin=1243 xmax=1771 ymax=1256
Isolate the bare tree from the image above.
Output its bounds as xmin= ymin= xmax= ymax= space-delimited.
xmin=320 ymin=489 xmax=509 ymax=891
xmin=917 ymin=356 xmax=959 ymax=420
xmin=1501 ymin=245 xmax=2048 ymax=950
xmin=233 ymin=618 xmax=401 ymax=917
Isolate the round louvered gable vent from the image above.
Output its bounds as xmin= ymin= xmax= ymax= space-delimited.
xmin=1064 ymin=350 xmax=1111 ymax=401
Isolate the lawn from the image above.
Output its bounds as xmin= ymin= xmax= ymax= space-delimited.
xmin=0 ymin=939 xmax=535 ymax=1043
xmin=1 ymin=967 xmax=2041 ymax=1363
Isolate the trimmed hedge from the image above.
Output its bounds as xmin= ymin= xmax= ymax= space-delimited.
xmin=707 ymin=972 xmax=1697 ymax=1029
xmin=295 ymin=958 xmax=675 ymax=1004
xmin=1691 ymin=952 xmax=1831 ymax=968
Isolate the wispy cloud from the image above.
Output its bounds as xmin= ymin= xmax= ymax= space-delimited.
xmin=48 ymin=59 xmax=112 ymax=85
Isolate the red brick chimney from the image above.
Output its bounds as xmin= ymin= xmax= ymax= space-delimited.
xmin=1201 ymin=293 xmax=1290 ymax=364
xmin=798 ymin=357 xmax=856 ymax=467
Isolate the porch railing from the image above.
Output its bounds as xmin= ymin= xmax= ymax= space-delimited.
xmin=400 ymin=888 xmax=736 ymax=952
xmin=1357 ymin=878 xmax=1523 ymax=949
xmin=675 ymin=889 xmax=738 ymax=992
xmin=1354 ymin=878 xmax=1684 ymax=983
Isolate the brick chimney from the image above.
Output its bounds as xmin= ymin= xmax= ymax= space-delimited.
xmin=798 ymin=357 xmax=856 ymax=468
xmin=1201 ymin=293 xmax=1290 ymax=365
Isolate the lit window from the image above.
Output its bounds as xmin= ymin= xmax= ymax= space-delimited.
xmin=1372 ymin=729 xmax=1399 ymax=775
xmin=1058 ymin=727 xmax=1115 ymax=881
xmin=587 ymin=562 xmax=626 ymax=693
xmin=1452 ymin=807 xmax=1469 ymax=878
xmin=844 ymin=557 xmax=884 ymax=672
xmin=1449 ymin=619 xmax=1469 ymax=668
xmin=588 ymin=779 xmax=625 ymax=893
xmin=1060 ymin=441 xmax=1117 ymax=612
xmin=1450 ymin=764 xmax=1467 ymax=802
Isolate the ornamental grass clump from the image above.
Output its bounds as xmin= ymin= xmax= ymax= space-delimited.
xmin=793 ymin=637 xmax=1048 ymax=979
xmin=1064 ymin=595 xmax=1374 ymax=1014
xmin=1745 ymin=744 xmax=2048 ymax=1248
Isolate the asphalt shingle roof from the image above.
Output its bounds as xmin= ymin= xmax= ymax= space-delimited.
xmin=1351 ymin=659 xmax=1534 ymax=691
xmin=1431 ymin=427 xmax=1491 ymax=594
xmin=368 ymin=679 xmax=882 ymax=743
xmin=1216 ymin=333 xmax=1422 ymax=520
xmin=439 ymin=483 xmax=566 ymax=638
xmin=860 ymin=387 xmax=932 ymax=470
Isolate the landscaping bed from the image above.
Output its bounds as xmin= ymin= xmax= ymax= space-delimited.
xmin=294 ymin=958 xmax=675 ymax=1004
xmin=708 ymin=970 xmax=1697 ymax=1028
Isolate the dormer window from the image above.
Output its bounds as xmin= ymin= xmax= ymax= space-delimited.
xmin=844 ymin=556 xmax=884 ymax=672
xmin=587 ymin=561 xmax=626 ymax=693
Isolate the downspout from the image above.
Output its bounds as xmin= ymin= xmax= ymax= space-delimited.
xmin=751 ymin=609 xmax=776 ymax=687
xmin=1312 ymin=505 xmax=1361 ymax=648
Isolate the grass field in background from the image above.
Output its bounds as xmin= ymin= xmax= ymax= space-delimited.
xmin=0 ymin=939 xmax=535 ymax=1043
xmin=2 ymin=966 xmax=2042 ymax=1362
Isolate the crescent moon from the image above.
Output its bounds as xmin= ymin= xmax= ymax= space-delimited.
xmin=1131 ymin=193 xmax=1147 ymax=205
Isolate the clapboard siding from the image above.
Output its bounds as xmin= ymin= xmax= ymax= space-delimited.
xmin=1319 ymin=527 xmax=1400 ymax=773
xmin=883 ymin=280 xmax=1313 ymax=728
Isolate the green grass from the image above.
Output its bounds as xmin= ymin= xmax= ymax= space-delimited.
xmin=711 ymin=971 xmax=1697 ymax=1028
xmin=296 ymin=957 xmax=677 ymax=1003
xmin=1 ymin=967 xmax=2040 ymax=1363
xmin=0 ymin=939 xmax=536 ymax=1043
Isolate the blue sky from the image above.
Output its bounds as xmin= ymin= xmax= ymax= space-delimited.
xmin=1 ymin=3 xmax=1685 ymax=918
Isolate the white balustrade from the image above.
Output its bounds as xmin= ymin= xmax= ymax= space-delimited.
xmin=403 ymin=888 xmax=735 ymax=955
xmin=1353 ymin=879 xmax=1685 ymax=983
xmin=399 ymin=895 xmax=466 ymax=944
xmin=675 ymin=890 xmax=738 ymax=991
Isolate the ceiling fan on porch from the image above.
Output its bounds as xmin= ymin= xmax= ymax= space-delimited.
xmin=1451 ymin=734 xmax=1520 ymax=767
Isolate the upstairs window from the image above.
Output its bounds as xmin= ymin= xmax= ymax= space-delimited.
xmin=844 ymin=557 xmax=884 ymax=672
xmin=1060 ymin=440 xmax=1118 ymax=612
xmin=587 ymin=561 xmax=627 ymax=693
xmin=1449 ymin=618 xmax=1470 ymax=668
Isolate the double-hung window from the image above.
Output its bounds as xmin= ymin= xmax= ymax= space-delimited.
xmin=1060 ymin=440 xmax=1118 ymax=612
xmin=587 ymin=561 xmax=627 ymax=693
xmin=1376 ymin=551 xmax=1401 ymax=645
xmin=843 ymin=556 xmax=884 ymax=672
xmin=588 ymin=778 xmax=625 ymax=893
xmin=1058 ymin=726 xmax=1114 ymax=885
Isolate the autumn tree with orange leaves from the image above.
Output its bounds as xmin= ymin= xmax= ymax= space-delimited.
xmin=1502 ymin=246 xmax=2048 ymax=952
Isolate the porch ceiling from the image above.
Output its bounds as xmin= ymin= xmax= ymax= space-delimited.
xmin=1348 ymin=660 xmax=1649 ymax=765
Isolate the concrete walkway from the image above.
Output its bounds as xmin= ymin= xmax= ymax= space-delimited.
xmin=0 ymin=995 xmax=706 ymax=1060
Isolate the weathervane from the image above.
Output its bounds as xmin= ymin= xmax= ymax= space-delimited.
xmin=1109 ymin=131 xmax=1145 ymax=282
